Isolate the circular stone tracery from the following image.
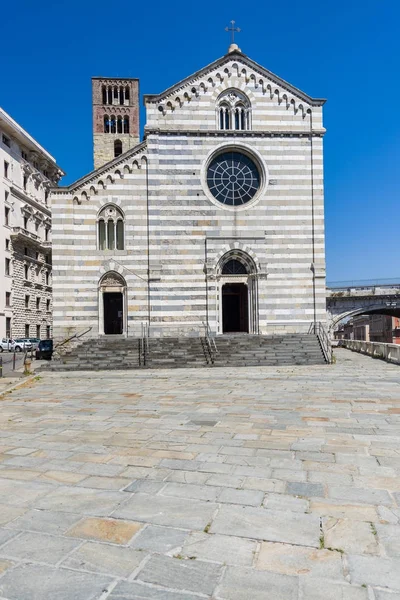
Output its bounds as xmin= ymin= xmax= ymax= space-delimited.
xmin=206 ymin=151 xmax=260 ymax=206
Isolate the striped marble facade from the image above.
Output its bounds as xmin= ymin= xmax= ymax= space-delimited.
xmin=51 ymin=49 xmax=327 ymax=341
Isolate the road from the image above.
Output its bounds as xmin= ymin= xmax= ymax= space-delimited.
xmin=0 ymin=351 xmax=26 ymax=376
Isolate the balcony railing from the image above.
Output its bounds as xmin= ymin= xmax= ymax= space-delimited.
xmin=11 ymin=227 xmax=51 ymax=248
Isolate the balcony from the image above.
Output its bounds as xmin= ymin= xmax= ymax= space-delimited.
xmin=11 ymin=227 xmax=51 ymax=249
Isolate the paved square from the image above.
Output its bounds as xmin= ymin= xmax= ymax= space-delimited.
xmin=0 ymin=349 xmax=399 ymax=599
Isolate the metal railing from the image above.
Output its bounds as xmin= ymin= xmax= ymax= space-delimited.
xmin=203 ymin=322 xmax=218 ymax=365
xmin=308 ymin=321 xmax=332 ymax=364
xmin=328 ymin=278 xmax=400 ymax=290
xmin=342 ymin=339 xmax=400 ymax=365
xmin=140 ymin=322 xmax=149 ymax=366
xmin=55 ymin=326 xmax=93 ymax=350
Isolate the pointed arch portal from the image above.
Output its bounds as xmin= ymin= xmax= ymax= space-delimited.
xmin=217 ymin=251 xmax=258 ymax=334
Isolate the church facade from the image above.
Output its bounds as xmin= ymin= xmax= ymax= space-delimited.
xmin=51 ymin=44 xmax=327 ymax=341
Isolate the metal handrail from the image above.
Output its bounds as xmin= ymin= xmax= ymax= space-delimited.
xmin=203 ymin=322 xmax=218 ymax=364
xmin=55 ymin=326 xmax=92 ymax=350
xmin=308 ymin=321 xmax=332 ymax=364
xmin=140 ymin=322 xmax=149 ymax=366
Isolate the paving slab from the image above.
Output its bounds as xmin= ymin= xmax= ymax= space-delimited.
xmin=136 ymin=554 xmax=222 ymax=595
xmin=256 ymin=541 xmax=344 ymax=578
xmin=0 ymin=563 xmax=113 ymax=600
xmin=181 ymin=531 xmax=257 ymax=566
xmin=210 ymin=504 xmax=320 ymax=547
xmin=217 ymin=565 xmax=298 ymax=600
xmin=0 ymin=531 xmax=81 ymax=564
xmin=61 ymin=541 xmax=146 ymax=577
xmin=129 ymin=525 xmax=190 ymax=553
xmin=107 ymin=580 xmax=199 ymax=599
xmin=113 ymin=493 xmax=217 ymax=530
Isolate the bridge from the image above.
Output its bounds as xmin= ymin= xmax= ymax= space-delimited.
xmin=326 ymin=278 xmax=400 ymax=331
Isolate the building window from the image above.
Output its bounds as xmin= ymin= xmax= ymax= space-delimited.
xmin=24 ymin=247 xmax=28 ymax=256
xmin=4 ymin=161 xmax=9 ymax=178
xmin=5 ymin=239 xmax=9 ymax=250
xmin=45 ymin=271 xmax=49 ymax=285
xmin=5 ymin=292 xmax=11 ymax=307
xmin=46 ymin=325 xmax=51 ymax=339
xmin=36 ymin=324 xmax=41 ymax=338
xmin=23 ymin=216 xmax=28 ymax=229
xmin=36 ymin=297 xmax=40 ymax=310
xmin=23 ymin=175 xmax=28 ymax=190
xmin=5 ymin=206 xmax=10 ymax=226
xmin=217 ymin=90 xmax=251 ymax=131
xmin=104 ymin=115 xmax=110 ymax=133
xmin=5 ymin=258 xmax=10 ymax=276
xmin=2 ymin=134 xmax=10 ymax=147
xmin=45 ymin=228 xmax=49 ymax=241
xmin=24 ymin=264 xmax=29 ymax=279
xmin=25 ymin=294 xmax=30 ymax=308
xmin=123 ymin=116 xmax=129 ymax=133
xmin=117 ymin=116 xmax=123 ymax=134
xmin=114 ymin=139 xmax=123 ymax=157
xmin=98 ymin=205 xmax=125 ymax=250
xmin=25 ymin=324 xmax=29 ymax=338
xmin=35 ymin=251 xmax=39 ymax=260
xmin=6 ymin=317 xmax=11 ymax=338
xmin=46 ymin=298 xmax=50 ymax=311
xmin=110 ymin=116 xmax=116 ymax=134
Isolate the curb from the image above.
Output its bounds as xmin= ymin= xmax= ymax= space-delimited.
xmin=0 ymin=374 xmax=39 ymax=398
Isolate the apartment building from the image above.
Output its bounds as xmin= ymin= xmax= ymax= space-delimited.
xmin=0 ymin=108 xmax=64 ymax=339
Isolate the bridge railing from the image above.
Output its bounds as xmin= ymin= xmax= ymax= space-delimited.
xmin=342 ymin=339 xmax=400 ymax=365
xmin=328 ymin=278 xmax=400 ymax=289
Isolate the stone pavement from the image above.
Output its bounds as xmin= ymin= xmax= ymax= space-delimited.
xmin=0 ymin=349 xmax=399 ymax=599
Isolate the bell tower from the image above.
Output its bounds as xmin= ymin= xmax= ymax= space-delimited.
xmin=92 ymin=77 xmax=140 ymax=169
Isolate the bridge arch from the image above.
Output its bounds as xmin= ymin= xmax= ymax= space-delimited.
xmin=328 ymin=303 xmax=400 ymax=331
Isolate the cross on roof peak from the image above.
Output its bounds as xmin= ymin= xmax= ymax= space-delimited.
xmin=225 ymin=20 xmax=241 ymax=46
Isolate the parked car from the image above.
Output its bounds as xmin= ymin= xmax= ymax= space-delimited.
xmin=27 ymin=338 xmax=40 ymax=351
xmin=13 ymin=339 xmax=32 ymax=352
xmin=35 ymin=339 xmax=53 ymax=360
xmin=0 ymin=338 xmax=14 ymax=352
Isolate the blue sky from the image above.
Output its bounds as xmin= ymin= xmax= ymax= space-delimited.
xmin=2 ymin=0 xmax=399 ymax=282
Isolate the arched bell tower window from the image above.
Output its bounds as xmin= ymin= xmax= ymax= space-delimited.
xmin=98 ymin=205 xmax=125 ymax=251
xmin=114 ymin=139 xmax=122 ymax=157
xmin=217 ymin=90 xmax=251 ymax=131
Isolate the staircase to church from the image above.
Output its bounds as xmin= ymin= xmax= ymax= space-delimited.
xmin=48 ymin=333 xmax=327 ymax=371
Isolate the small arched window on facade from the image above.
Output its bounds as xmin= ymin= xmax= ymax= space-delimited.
xmin=98 ymin=205 xmax=125 ymax=251
xmin=117 ymin=116 xmax=123 ymax=134
xmin=102 ymin=86 xmax=107 ymax=105
xmin=125 ymin=86 xmax=130 ymax=103
xmin=114 ymin=140 xmax=123 ymax=157
xmin=104 ymin=115 xmax=110 ymax=133
xmin=110 ymin=116 xmax=116 ymax=134
xmin=217 ymin=90 xmax=251 ymax=131
xmin=123 ymin=116 xmax=129 ymax=133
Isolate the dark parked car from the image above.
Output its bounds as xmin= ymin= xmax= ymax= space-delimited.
xmin=35 ymin=339 xmax=53 ymax=360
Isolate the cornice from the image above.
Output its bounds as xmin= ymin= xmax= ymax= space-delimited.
xmin=10 ymin=186 xmax=51 ymax=217
xmin=143 ymin=51 xmax=326 ymax=107
xmin=144 ymin=128 xmax=326 ymax=138
xmin=52 ymin=140 xmax=148 ymax=193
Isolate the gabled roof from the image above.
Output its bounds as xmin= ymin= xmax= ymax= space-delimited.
xmin=143 ymin=49 xmax=326 ymax=107
xmin=53 ymin=140 xmax=147 ymax=193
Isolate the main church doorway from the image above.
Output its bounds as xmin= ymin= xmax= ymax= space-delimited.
xmin=103 ymin=292 xmax=123 ymax=334
xmin=222 ymin=283 xmax=249 ymax=333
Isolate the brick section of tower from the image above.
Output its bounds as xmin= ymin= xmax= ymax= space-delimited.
xmin=92 ymin=78 xmax=140 ymax=169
